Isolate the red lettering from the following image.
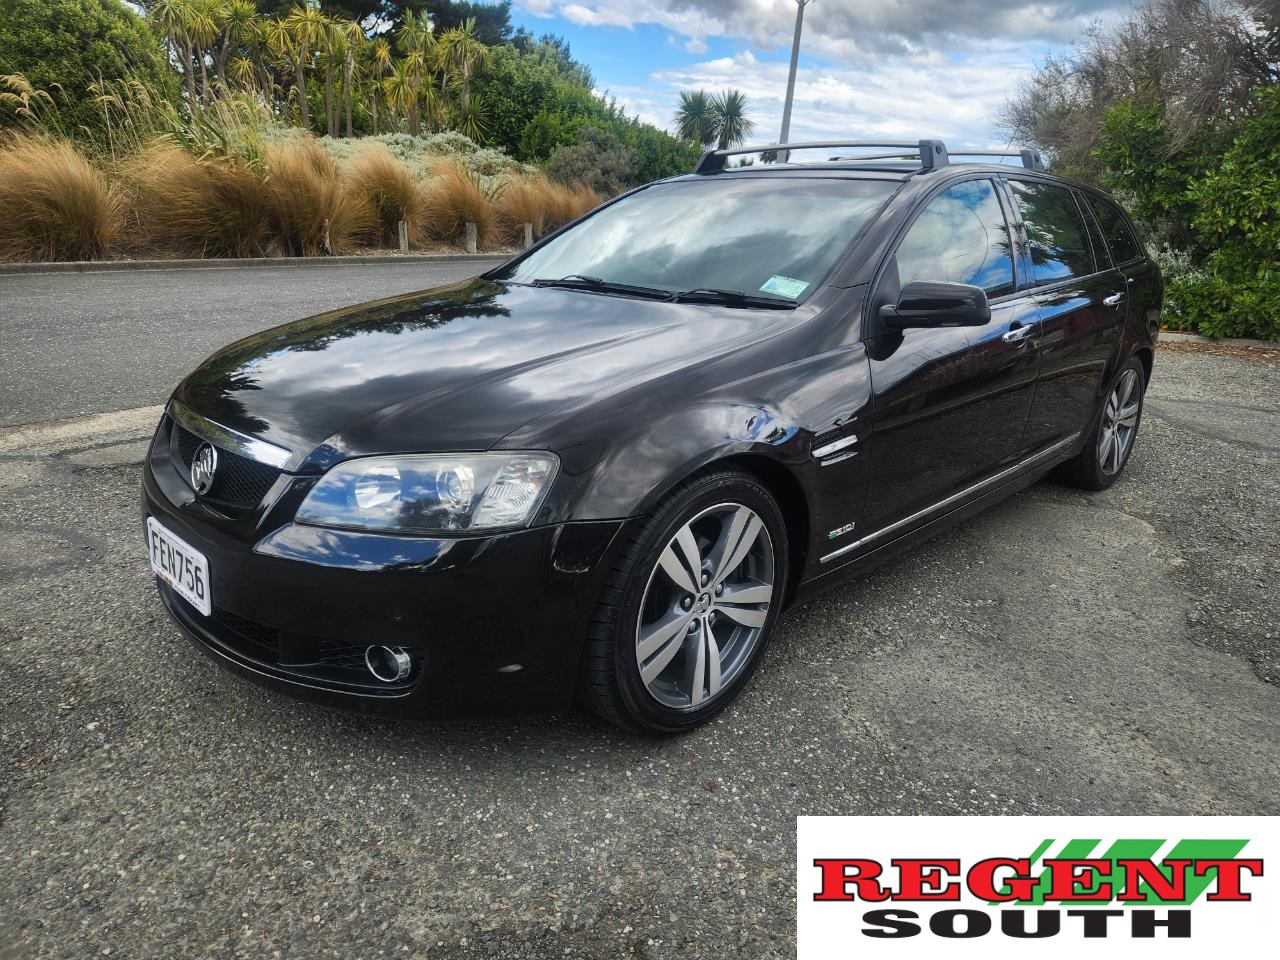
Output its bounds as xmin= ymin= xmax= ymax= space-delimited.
xmin=1116 ymin=859 xmax=1191 ymax=902
xmin=967 ymin=858 xmax=1037 ymax=902
xmin=892 ymin=859 xmax=961 ymax=901
xmin=1044 ymin=859 xmax=1113 ymax=901
xmin=813 ymin=859 xmax=891 ymax=902
xmin=1196 ymin=859 xmax=1263 ymax=901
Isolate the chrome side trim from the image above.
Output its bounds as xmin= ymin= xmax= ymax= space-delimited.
xmin=168 ymin=400 xmax=292 ymax=469
xmin=819 ymin=433 xmax=1080 ymax=564
xmin=813 ymin=434 xmax=858 ymax=459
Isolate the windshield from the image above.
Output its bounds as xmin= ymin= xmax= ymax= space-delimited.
xmin=495 ymin=176 xmax=896 ymax=303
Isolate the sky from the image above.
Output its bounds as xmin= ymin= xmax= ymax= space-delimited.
xmin=509 ymin=0 xmax=1132 ymax=150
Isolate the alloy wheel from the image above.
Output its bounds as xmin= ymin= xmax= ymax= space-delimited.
xmin=635 ymin=503 xmax=775 ymax=709
xmin=1098 ymin=368 xmax=1141 ymax=476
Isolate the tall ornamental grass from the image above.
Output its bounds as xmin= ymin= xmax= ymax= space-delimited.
xmin=123 ymin=143 xmax=268 ymax=258
xmin=0 ymin=137 xmax=119 ymax=261
xmin=0 ymin=129 xmax=608 ymax=261
xmin=424 ymin=162 xmax=498 ymax=249
xmin=343 ymin=146 xmax=429 ymax=247
xmin=264 ymin=139 xmax=374 ymax=256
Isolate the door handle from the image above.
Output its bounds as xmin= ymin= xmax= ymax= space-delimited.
xmin=1002 ymin=322 xmax=1036 ymax=344
xmin=1103 ymin=292 xmax=1126 ymax=307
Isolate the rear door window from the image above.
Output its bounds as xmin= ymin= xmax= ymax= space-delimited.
xmin=1084 ymin=194 xmax=1143 ymax=265
xmin=1077 ymin=190 xmax=1113 ymax=270
xmin=1007 ymin=180 xmax=1095 ymax=285
xmin=893 ymin=179 xmax=1016 ymax=298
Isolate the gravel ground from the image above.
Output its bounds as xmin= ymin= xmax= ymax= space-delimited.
xmin=0 ymin=330 xmax=1276 ymax=958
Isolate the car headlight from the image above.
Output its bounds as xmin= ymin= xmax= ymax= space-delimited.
xmin=296 ymin=452 xmax=559 ymax=534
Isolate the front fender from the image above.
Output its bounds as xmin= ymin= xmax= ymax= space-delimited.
xmin=534 ymin=340 xmax=874 ymax=588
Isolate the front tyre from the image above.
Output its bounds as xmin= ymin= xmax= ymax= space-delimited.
xmin=579 ymin=466 xmax=789 ymax=734
xmin=1062 ymin=356 xmax=1146 ymax=490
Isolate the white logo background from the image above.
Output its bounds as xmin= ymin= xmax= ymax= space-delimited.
xmin=797 ymin=816 xmax=1278 ymax=958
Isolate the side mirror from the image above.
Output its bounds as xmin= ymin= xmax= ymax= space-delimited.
xmin=878 ymin=281 xmax=991 ymax=329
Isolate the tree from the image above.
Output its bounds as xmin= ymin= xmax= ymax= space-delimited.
xmin=710 ymin=88 xmax=754 ymax=149
xmin=365 ymin=35 xmax=393 ymax=132
xmin=402 ymin=1 xmax=510 ymax=45
xmin=0 ymin=0 xmax=175 ymax=137
xmin=675 ymin=90 xmax=716 ymax=147
xmin=279 ymin=3 xmax=325 ymax=131
xmin=439 ymin=17 xmax=488 ymax=115
xmin=674 ymin=88 xmax=756 ymax=150
xmin=997 ymin=0 xmax=1277 ymax=179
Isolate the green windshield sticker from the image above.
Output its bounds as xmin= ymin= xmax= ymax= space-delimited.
xmin=760 ymin=275 xmax=809 ymax=298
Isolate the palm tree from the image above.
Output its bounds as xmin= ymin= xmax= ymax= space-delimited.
xmin=184 ymin=0 xmax=221 ymax=103
xmin=337 ymin=20 xmax=363 ymax=137
xmin=397 ymin=9 xmax=434 ymax=60
xmin=455 ymin=92 xmax=489 ymax=142
xmin=392 ymin=9 xmax=437 ymax=135
xmin=675 ymin=90 xmax=716 ymax=147
xmin=711 ymin=89 xmax=755 ymax=149
xmin=214 ymin=0 xmax=259 ymax=87
xmin=440 ymin=17 xmax=488 ymax=116
xmin=384 ymin=51 xmax=429 ymax=136
xmin=278 ymin=4 xmax=325 ymax=131
xmin=149 ymin=0 xmax=206 ymax=109
xmin=366 ymin=36 xmax=394 ymax=133
xmin=319 ymin=15 xmax=342 ymax=137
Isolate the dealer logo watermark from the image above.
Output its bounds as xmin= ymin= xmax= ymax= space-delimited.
xmin=797 ymin=816 xmax=1276 ymax=957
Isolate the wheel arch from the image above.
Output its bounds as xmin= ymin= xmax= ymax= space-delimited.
xmin=715 ymin=453 xmax=810 ymax=607
xmin=1134 ymin=344 xmax=1154 ymax=389
xmin=631 ymin=449 xmax=812 ymax=609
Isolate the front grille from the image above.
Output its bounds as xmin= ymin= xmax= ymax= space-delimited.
xmin=161 ymin=584 xmax=418 ymax=695
xmin=170 ymin=421 xmax=282 ymax=511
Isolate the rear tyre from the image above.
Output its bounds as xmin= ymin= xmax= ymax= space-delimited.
xmin=578 ymin=466 xmax=789 ymax=735
xmin=1061 ymin=356 xmax=1146 ymax=491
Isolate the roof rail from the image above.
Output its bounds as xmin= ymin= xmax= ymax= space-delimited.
xmin=692 ymin=140 xmax=1048 ymax=174
xmin=947 ymin=149 xmax=1046 ymax=172
xmin=694 ymin=139 xmax=950 ymax=174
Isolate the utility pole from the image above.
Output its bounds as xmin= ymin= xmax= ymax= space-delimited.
xmin=778 ymin=0 xmax=812 ymax=158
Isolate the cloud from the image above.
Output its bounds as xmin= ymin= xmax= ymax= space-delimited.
xmin=517 ymin=1 xmax=1125 ymax=57
xmin=514 ymin=0 xmax=1131 ymax=146
xmin=520 ymin=0 xmax=556 ymax=17
xmin=647 ymin=43 xmax=1044 ymax=147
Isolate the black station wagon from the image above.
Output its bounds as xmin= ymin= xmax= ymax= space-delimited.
xmin=143 ymin=139 xmax=1162 ymax=733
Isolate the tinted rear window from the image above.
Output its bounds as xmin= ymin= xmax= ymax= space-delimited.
xmin=1008 ymin=180 xmax=1095 ymax=284
xmin=1084 ymin=194 xmax=1142 ymax=264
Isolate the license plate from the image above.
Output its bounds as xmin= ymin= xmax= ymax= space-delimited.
xmin=147 ymin=516 xmax=211 ymax=616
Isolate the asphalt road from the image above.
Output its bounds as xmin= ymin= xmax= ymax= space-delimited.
xmin=0 ymin=264 xmax=1277 ymax=958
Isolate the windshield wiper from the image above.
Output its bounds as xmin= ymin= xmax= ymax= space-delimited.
xmin=531 ymin=275 xmax=674 ymax=301
xmin=672 ymin=288 xmax=798 ymax=310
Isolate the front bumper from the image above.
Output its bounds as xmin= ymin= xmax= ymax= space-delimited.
xmin=143 ymin=418 xmax=628 ymax=718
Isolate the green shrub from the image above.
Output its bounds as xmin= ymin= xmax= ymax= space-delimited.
xmin=547 ymin=125 xmax=635 ymax=194
xmin=0 ymin=0 xmax=174 ymax=140
xmin=1095 ymin=89 xmax=1280 ymax=341
xmin=1178 ymin=86 xmax=1280 ymax=340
